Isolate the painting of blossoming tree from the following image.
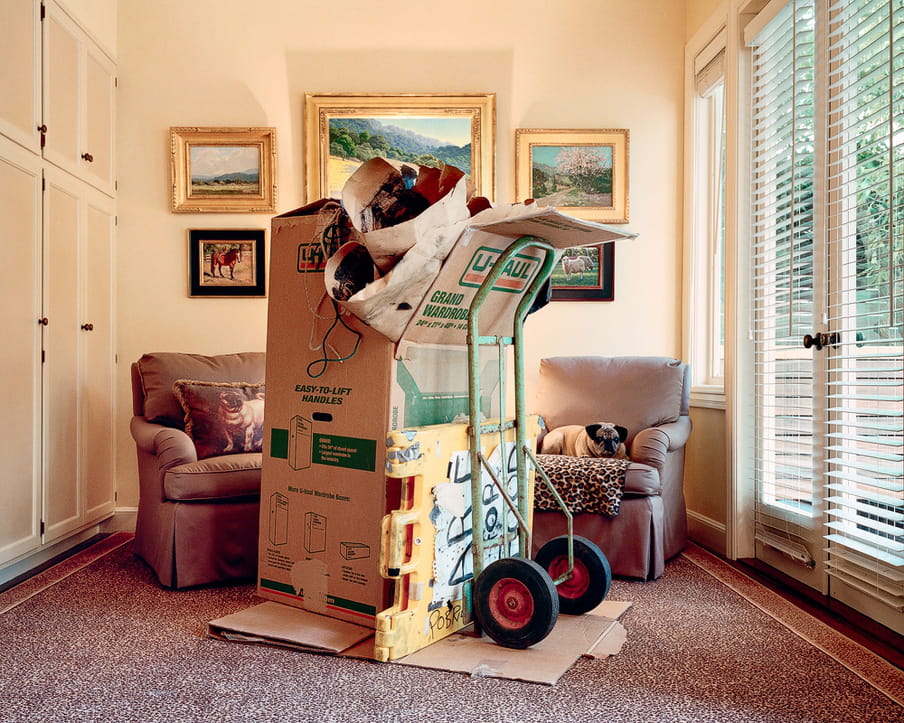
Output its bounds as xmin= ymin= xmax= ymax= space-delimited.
xmin=530 ymin=145 xmax=613 ymax=208
xmin=515 ymin=129 xmax=629 ymax=223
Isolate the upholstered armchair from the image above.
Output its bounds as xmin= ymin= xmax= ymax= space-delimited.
xmin=531 ymin=356 xmax=692 ymax=580
xmin=130 ymin=352 xmax=265 ymax=588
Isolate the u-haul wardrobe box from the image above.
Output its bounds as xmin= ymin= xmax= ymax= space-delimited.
xmin=257 ymin=198 xmax=635 ymax=627
xmin=257 ymin=200 xmax=506 ymax=626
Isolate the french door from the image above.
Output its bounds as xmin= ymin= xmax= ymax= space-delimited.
xmin=750 ymin=0 xmax=903 ymax=634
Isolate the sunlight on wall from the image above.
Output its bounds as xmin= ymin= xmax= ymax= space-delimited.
xmin=113 ymin=0 xmax=687 ymax=508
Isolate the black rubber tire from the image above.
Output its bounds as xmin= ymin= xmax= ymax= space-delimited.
xmin=535 ymin=535 xmax=612 ymax=615
xmin=473 ymin=557 xmax=559 ymax=649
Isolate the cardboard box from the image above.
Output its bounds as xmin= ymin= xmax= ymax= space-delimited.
xmin=259 ymin=201 xmax=506 ymax=627
xmin=258 ymin=196 xmax=636 ymax=646
xmin=398 ymin=203 xmax=638 ymax=348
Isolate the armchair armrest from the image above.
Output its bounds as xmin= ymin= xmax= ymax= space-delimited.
xmin=130 ymin=416 xmax=198 ymax=470
xmin=629 ymin=416 xmax=692 ymax=471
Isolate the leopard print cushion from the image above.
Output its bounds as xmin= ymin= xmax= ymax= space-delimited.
xmin=534 ymin=455 xmax=630 ymax=517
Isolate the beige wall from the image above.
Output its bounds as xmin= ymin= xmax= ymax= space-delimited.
xmin=113 ymin=0 xmax=689 ymax=508
xmin=685 ymin=0 xmax=725 ymax=40
xmin=685 ymin=406 xmax=728 ymax=550
xmin=62 ymin=0 xmax=117 ymax=55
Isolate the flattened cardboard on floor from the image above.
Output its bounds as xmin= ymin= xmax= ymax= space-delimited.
xmin=206 ymin=601 xmax=372 ymax=654
xmin=207 ymin=600 xmax=631 ymax=686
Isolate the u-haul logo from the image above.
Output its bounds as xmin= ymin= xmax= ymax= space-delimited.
xmin=459 ymin=247 xmax=541 ymax=293
xmin=297 ymin=242 xmax=328 ymax=272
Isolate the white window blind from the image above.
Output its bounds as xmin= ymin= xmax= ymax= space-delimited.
xmin=750 ymin=0 xmax=904 ymax=612
xmin=750 ymin=0 xmax=819 ymax=567
xmin=823 ymin=0 xmax=904 ymax=609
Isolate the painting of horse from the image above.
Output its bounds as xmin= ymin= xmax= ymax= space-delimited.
xmin=211 ymin=247 xmax=243 ymax=279
xmin=199 ymin=241 xmax=255 ymax=287
xmin=189 ymin=230 xmax=265 ymax=297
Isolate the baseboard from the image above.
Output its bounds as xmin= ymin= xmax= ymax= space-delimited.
xmin=0 ymin=527 xmax=105 ymax=588
xmin=100 ymin=508 xmax=137 ymax=533
xmin=687 ymin=509 xmax=727 ymax=556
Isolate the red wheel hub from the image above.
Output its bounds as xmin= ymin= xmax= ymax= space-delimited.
xmin=547 ymin=555 xmax=589 ymax=600
xmin=488 ymin=577 xmax=534 ymax=630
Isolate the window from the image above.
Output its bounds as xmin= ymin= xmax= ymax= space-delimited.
xmin=685 ymin=23 xmax=728 ymax=407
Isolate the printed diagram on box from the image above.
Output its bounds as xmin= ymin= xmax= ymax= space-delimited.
xmin=289 ymin=415 xmax=312 ymax=470
xmin=340 ymin=541 xmax=371 ymax=560
xmin=268 ymin=493 xmax=289 ymax=546
xmin=304 ymin=511 xmax=327 ymax=553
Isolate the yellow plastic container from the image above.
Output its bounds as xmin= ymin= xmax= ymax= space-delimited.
xmin=375 ymin=417 xmax=540 ymax=661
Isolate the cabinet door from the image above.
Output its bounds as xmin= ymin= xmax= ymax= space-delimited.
xmin=42 ymin=0 xmax=116 ymax=197
xmin=42 ymin=167 xmax=82 ymax=543
xmin=0 ymin=0 xmax=42 ymax=152
xmin=41 ymin=1 xmax=79 ymax=179
xmin=82 ymin=42 xmax=116 ymax=194
xmin=0 ymin=139 xmax=43 ymax=565
xmin=82 ymin=192 xmax=116 ymax=523
xmin=42 ymin=166 xmax=115 ymax=543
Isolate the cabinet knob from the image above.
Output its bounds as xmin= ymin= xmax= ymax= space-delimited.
xmin=81 ymin=152 xmax=94 ymax=162
xmin=81 ymin=323 xmax=94 ymax=331
xmin=38 ymin=317 xmax=49 ymax=326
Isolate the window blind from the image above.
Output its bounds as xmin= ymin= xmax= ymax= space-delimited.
xmin=823 ymin=0 xmax=904 ymax=610
xmin=750 ymin=0 xmax=819 ymax=567
xmin=696 ymin=28 xmax=727 ymax=97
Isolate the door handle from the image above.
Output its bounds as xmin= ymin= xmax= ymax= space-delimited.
xmin=81 ymin=323 xmax=94 ymax=331
xmin=802 ymin=331 xmax=839 ymax=350
xmin=81 ymin=152 xmax=94 ymax=163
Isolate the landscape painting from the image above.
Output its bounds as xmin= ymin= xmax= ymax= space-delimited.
xmin=170 ymin=127 xmax=277 ymax=213
xmin=325 ymin=116 xmax=473 ymax=198
xmin=530 ymin=145 xmax=613 ymax=208
xmin=190 ymin=145 xmax=261 ymax=196
xmin=515 ymin=129 xmax=629 ymax=223
xmin=305 ymin=94 xmax=496 ymax=202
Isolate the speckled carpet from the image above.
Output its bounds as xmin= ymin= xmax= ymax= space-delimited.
xmin=0 ymin=534 xmax=901 ymax=723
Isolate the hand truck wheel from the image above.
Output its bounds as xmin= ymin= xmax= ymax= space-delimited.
xmin=535 ymin=535 xmax=612 ymax=615
xmin=473 ymin=557 xmax=559 ymax=649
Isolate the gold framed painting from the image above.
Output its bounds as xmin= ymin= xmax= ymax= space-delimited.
xmin=304 ymin=93 xmax=496 ymax=202
xmin=515 ymin=128 xmax=629 ymax=223
xmin=170 ymin=127 xmax=277 ymax=213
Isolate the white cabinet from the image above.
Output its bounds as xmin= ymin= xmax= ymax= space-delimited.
xmin=42 ymin=166 xmax=116 ymax=544
xmin=0 ymin=0 xmax=116 ymax=571
xmin=0 ymin=0 xmax=42 ymax=153
xmin=0 ymin=140 xmax=43 ymax=565
xmin=42 ymin=0 xmax=116 ymax=196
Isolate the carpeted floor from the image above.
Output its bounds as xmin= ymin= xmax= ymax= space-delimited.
xmin=0 ymin=535 xmax=901 ymax=723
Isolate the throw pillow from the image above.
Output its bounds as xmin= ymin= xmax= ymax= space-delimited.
xmin=173 ymin=380 xmax=266 ymax=459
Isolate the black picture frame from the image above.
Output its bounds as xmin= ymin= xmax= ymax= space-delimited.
xmin=550 ymin=243 xmax=614 ymax=301
xmin=188 ymin=228 xmax=266 ymax=297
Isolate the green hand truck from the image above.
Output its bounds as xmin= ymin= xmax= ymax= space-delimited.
xmin=466 ymin=235 xmax=612 ymax=649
